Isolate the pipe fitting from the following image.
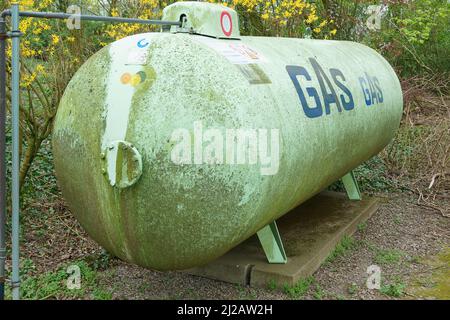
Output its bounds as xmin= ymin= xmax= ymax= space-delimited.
xmin=7 ymin=30 xmax=22 ymax=38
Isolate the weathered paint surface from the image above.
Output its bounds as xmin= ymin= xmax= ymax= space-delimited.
xmin=53 ymin=32 xmax=403 ymax=270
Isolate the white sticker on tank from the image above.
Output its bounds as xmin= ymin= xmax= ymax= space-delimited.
xmin=127 ymin=50 xmax=149 ymax=65
xmin=194 ymin=36 xmax=267 ymax=65
xmin=102 ymin=34 xmax=153 ymax=184
xmin=126 ymin=37 xmax=151 ymax=65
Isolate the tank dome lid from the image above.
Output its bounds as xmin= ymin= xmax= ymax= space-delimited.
xmin=162 ymin=1 xmax=240 ymax=39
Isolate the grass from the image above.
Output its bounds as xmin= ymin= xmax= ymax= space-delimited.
xmin=5 ymin=260 xmax=112 ymax=300
xmin=375 ymin=249 xmax=404 ymax=265
xmin=410 ymin=248 xmax=450 ymax=299
xmin=138 ymin=282 xmax=151 ymax=294
xmin=313 ymin=284 xmax=325 ymax=300
xmin=91 ymin=287 xmax=113 ymax=300
xmin=236 ymin=285 xmax=257 ymax=300
xmin=380 ymin=279 xmax=406 ymax=298
xmin=357 ymin=222 xmax=367 ymax=232
xmin=85 ymin=250 xmax=114 ymax=271
xmin=266 ymin=279 xmax=277 ymax=291
xmin=283 ymin=276 xmax=315 ymax=299
xmin=326 ymin=235 xmax=357 ymax=264
xmin=348 ymin=282 xmax=358 ymax=295
xmin=393 ymin=214 xmax=403 ymax=225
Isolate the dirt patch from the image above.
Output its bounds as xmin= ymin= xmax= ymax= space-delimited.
xmin=15 ymin=197 xmax=102 ymax=276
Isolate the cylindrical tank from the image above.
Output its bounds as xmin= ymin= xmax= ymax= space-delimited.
xmin=53 ymin=4 xmax=402 ymax=270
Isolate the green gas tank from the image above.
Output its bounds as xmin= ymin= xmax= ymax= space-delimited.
xmin=52 ymin=2 xmax=403 ymax=270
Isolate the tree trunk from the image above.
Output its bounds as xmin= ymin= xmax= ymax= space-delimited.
xmin=19 ymin=136 xmax=38 ymax=190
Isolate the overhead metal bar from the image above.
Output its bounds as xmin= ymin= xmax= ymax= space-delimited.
xmin=1 ymin=9 xmax=182 ymax=26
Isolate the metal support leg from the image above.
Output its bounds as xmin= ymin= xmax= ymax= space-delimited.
xmin=341 ymin=170 xmax=362 ymax=201
xmin=257 ymin=221 xmax=287 ymax=264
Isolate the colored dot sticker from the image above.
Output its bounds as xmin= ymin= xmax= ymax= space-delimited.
xmin=137 ymin=71 xmax=147 ymax=82
xmin=121 ymin=71 xmax=147 ymax=86
xmin=220 ymin=11 xmax=232 ymax=37
xmin=130 ymin=74 xmax=141 ymax=86
xmin=120 ymin=73 xmax=132 ymax=84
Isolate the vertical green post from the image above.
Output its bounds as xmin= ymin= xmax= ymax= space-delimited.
xmin=11 ymin=2 xmax=21 ymax=300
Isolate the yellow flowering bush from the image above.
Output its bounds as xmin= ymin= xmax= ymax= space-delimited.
xmin=4 ymin=0 xmax=82 ymax=88
xmin=104 ymin=0 xmax=165 ymax=41
xmin=2 ymin=0 xmax=86 ymax=186
xmin=209 ymin=0 xmax=337 ymax=38
xmin=100 ymin=0 xmax=337 ymax=41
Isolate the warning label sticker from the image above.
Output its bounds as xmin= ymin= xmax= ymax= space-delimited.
xmin=194 ymin=36 xmax=267 ymax=65
xmin=220 ymin=11 xmax=233 ymax=37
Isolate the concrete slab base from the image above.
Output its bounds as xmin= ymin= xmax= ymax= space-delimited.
xmin=185 ymin=191 xmax=379 ymax=288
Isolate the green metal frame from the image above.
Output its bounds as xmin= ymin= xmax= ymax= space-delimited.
xmin=341 ymin=170 xmax=362 ymax=201
xmin=257 ymin=221 xmax=287 ymax=264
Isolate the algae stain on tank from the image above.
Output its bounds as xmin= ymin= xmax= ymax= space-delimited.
xmin=52 ymin=2 xmax=403 ymax=270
